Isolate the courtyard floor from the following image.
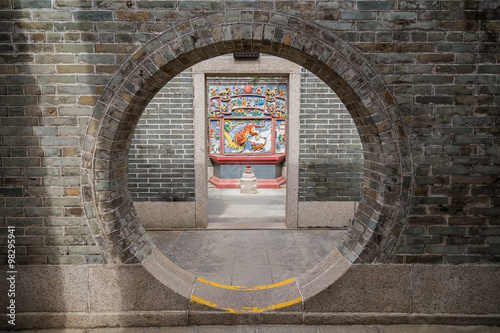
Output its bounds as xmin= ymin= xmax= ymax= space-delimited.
xmin=150 ymin=187 xmax=344 ymax=286
xmin=149 ymin=228 xmax=343 ymax=286
xmin=207 ymin=187 xmax=287 ymax=228
xmin=20 ymin=325 xmax=500 ymax=332
xmin=31 ymin=190 xmax=498 ymax=331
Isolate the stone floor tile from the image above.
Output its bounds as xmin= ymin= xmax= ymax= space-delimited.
xmin=270 ymin=264 xmax=309 ymax=282
xmin=318 ymin=325 xmax=380 ymax=333
xmin=232 ymin=263 xmax=275 ymax=285
xmin=195 ymin=264 xmax=233 ymax=285
xmin=149 ymin=231 xmax=183 ymax=253
xmin=233 ymin=249 xmax=270 ymax=267
xmin=208 ymin=188 xmax=286 ymax=224
xmin=150 ymin=228 xmax=343 ymax=286
xmin=195 ymin=325 xmax=256 ymax=333
xmin=439 ymin=326 xmax=500 ymax=333
xmin=90 ymin=328 xmax=146 ymax=333
xmin=257 ymin=324 xmax=318 ymax=333
xmin=197 ymin=242 xmax=235 ymax=264
xmin=379 ymin=325 xmax=445 ymax=333
xmin=21 ymin=330 xmax=86 ymax=333
xmin=147 ymin=327 xmax=195 ymax=333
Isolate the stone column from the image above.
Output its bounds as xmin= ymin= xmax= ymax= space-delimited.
xmin=193 ymin=72 xmax=208 ymax=228
xmin=286 ymin=72 xmax=301 ymax=228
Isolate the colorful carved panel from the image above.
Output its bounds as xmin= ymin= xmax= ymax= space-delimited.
xmin=209 ymin=120 xmax=220 ymax=154
xmin=208 ymin=84 xmax=287 ymax=155
xmin=223 ymin=119 xmax=272 ymax=154
xmin=275 ymin=120 xmax=286 ymax=154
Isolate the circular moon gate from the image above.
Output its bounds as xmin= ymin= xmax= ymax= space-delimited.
xmin=80 ymin=11 xmax=412 ymax=310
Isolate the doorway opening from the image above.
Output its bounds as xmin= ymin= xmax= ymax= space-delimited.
xmin=128 ymin=55 xmax=364 ymax=285
xmin=206 ymin=75 xmax=288 ymax=229
xmin=83 ymin=15 xmax=412 ymax=312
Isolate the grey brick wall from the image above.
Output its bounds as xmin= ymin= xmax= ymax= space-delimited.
xmin=0 ymin=1 xmax=498 ymax=265
xmin=299 ymin=69 xmax=364 ymax=202
xmin=128 ymin=69 xmax=195 ymax=202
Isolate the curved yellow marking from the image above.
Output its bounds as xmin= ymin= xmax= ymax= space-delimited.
xmin=196 ymin=277 xmax=296 ymax=290
xmin=191 ymin=295 xmax=302 ymax=314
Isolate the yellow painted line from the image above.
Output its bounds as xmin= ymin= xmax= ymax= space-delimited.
xmin=191 ymin=295 xmax=302 ymax=314
xmin=196 ymin=276 xmax=296 ymax=290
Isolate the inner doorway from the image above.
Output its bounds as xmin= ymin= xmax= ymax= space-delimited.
xmin=206 ymin=76 xmax=288 ymax=228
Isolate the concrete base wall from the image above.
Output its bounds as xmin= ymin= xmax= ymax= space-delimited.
xmin=1 ymin=265 xmax=498 ymax=330
xmin=135 ymin=201 xmax=357 ymax=229
xmin=134 ymin=202 xmax=196 ymax=229
xmin=298 ymin=201 xmax=358 ymax=228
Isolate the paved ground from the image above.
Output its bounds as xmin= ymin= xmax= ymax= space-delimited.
xmin=207 ymin=187 xmax=286 ymax=225
xmin=18 ymin=325 xmax=500 ymax=332
xmin=149 ymin=229 xmax=343 ymax=286
xmin=29 ymin=190 xmax=498 ymax=332
xmin=150 ymin=187 xmax=344 ymax=285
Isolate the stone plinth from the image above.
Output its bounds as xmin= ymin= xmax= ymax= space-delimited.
xmin=240 ymin=166 xmax=257 ymax=194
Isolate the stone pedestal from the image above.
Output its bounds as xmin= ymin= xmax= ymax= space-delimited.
xmin=240 ymin=166 xmax=257 ymax=194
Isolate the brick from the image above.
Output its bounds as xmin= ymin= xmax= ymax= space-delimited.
xmin=405 ymin=255 xmax=443 ymax=264
xmin=414 ymin=75 xmax=453 ymax=84
xmin=14 ymin=22 xmax=53 ymax=31
xmin=426 ymin=245 xmax=465 ymax=254
xmin=403 ymin=226 xmax=425 ymax=235
xmin=65 ymin=188 xmax=80 ymax=196
xmin=415 ymin=96 xmax=454 ymax=105
xmin=56 ymin=64 xmax=94 ymax=74
xmin=377 ymin=53 xmax=415 ymax=63
xmin=0 ymin=188 xmax=24 ymax=197
xmin=137 ymin=1 xmax=176 ymax=9
xmin=95 ymin=22 xmax=137 ymax=31
xmin=55 ymin=22 xmax=94 ymax=31
xmin=416 ymin=53 xmax=455 ymax=63
xmin=0 ymin=10 xmax=31 ymax=20
xmin=379 ymin=12 xmax=418 ymax=21
xmin=115 ymin=11 xmax=154 ymax=21
xmin=445 ymin=255 xmax=482 ymax=264
xmin=13 ymin=0 xmax=51 ymax=8
xmin=179 ymin=1 xmax=223 ymax=10
xmin=428 ymin=226 xmax=467 ymax=236
xmin=406 ymin=236 xmax=443 ymax=245
xmin=33 ymin=10 xmax=72 ymax=21
xmin=96 ymin=44 xmax=137 ymax=54
xmin=79 ymin=96 xmax=97 ymax=105
xmin=55 ymin=44 xmax=94 ymax=53
xmin=55 ymin=0 xmax=91 ymax=7
xmin=226 ymin=1 xmax=273 ymax=10
xmin=478 ymin=65 xmax=500 ymax=74
xmin=73 ymin=11 xmax=113 ymax=21
xmin=437 ymin=43 xmax=478 ymax=53
xmin=340 ymin=11 xmax=377 ymax=20
xmin=357 ymin=1 xmax=394 ymax=10
xmin=316 ymin=21 xmax=354 ymax=31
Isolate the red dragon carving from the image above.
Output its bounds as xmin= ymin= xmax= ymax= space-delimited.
xmin=234 ymin=124 xmax=262 ymax=148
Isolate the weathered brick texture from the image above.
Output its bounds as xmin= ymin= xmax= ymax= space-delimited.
xmin=0 ymin=1 xmax=498 ymax=265
xmin=128 ymin=69 xmax=195 ymax=202
xmin=299 ymin=68 xmax=363 ymax=202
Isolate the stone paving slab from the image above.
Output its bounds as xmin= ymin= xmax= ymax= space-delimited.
xmin=149 ymin=229 xmax=344 ymax=286
xmin=208 ymin=188 xmax=286 ymax=224
xmin=14 ymin=325 xmax=500 ymax=332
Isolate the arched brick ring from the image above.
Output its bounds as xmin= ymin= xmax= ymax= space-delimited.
xmin=80 ymin=11 xmax=412 ymax=298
